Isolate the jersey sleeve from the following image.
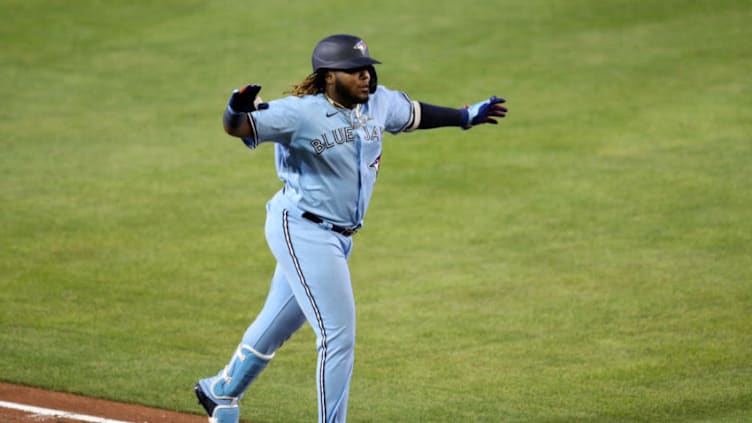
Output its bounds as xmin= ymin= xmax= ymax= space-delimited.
xmin=241 ymin=97 xmax=299 ymax=148
xmin=374 ymin=86 xmax=421 ymax=134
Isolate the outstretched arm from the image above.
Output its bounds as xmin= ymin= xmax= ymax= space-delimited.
xmin=416 ymin=96 xmax=507 ymax=130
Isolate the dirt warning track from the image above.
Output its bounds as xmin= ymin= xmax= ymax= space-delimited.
xmin=0 ymin=383 xmax=210 ymax=423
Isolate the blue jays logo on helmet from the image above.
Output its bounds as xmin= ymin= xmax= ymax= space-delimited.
xmin=353 ymin=40 xmax=368 ymax=56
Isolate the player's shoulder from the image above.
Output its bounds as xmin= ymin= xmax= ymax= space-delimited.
xmin=262 ymin=94 xmax=327 ymax=117
xmin=369 ymin=85 xmax=412 ymax=108
xmin=373 ymin=85 xmax=395 ymax=96
xmin=269 ymin=93 xmax=326 ymax=108
xmin=374 ymin=85 xmax=410 ymax=98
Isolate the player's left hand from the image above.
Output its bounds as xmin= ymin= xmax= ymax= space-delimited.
xmin=462 ymin=96 xmax=507 ymax=129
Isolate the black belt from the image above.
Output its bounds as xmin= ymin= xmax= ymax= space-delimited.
xmin=302 ymin=212 xmax=361 ymax=237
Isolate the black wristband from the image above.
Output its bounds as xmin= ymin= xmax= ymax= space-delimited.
xmin=223 ymin=107 xmax=247 ymax=129
xmin=417 ymin=102 xmax=468 ymax=129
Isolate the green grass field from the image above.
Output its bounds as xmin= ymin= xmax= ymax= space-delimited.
xmin=1 ymin=1 xmax=751 ymax=422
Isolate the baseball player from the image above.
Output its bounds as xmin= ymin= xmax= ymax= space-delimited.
xmin=194 ymin=34 xmax=507 ymax=423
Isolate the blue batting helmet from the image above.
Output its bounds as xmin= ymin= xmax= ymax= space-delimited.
xmin=312 ymin=34 xmax=380 ymax=93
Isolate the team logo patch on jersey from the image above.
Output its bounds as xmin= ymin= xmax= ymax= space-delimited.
xmin=369 ymin=154 xmax=382 ymax=174
xmin=353 ymin=40 xmax=368 ymax=56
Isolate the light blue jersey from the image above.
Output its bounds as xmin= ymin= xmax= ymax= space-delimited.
xmin=243 ymin=86 xmax=419 ymax=227
xmin=196 ymin=85 xmax=421 ymax=423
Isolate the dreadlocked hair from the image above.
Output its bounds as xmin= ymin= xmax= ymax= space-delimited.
xmin=288 ymin=71 xmax=327 ymax=96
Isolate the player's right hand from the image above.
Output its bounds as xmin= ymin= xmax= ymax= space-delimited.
xmin=228 ymin=84 xmax=269 ymax=113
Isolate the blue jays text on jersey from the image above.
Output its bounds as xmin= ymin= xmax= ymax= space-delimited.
xmin=240 ymin=85 xmax=420 ymax=228
xmin=310 ymin=122 xmax=384 ymax=155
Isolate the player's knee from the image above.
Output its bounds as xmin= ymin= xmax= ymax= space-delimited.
xmin=324 ymin=326 xmax=355 ymax=354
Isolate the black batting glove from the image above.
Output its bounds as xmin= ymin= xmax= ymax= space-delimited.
xmin=224 ymin=84 xmax=269 ymax=130
xmin=228 ymin=84 xmax=269 ymax=113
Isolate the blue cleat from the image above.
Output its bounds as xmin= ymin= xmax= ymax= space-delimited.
xmin=194 ymin=382 xmax=239 ymax=423
xmin=194 ymin=345 xmax=272 ymax=423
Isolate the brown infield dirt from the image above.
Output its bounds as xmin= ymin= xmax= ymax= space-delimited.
xmin=0 ymin=382 xmax=213 ymax=423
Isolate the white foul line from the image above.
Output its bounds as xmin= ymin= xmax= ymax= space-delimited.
xmin=0 ymin=400 xmax=135 ymax=423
